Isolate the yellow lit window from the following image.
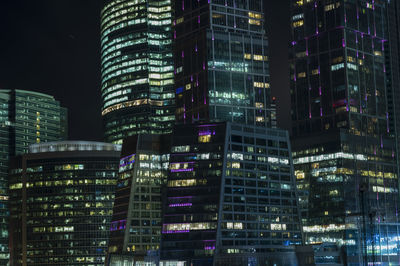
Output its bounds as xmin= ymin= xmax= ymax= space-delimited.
xmin=254 ymin=82 xmax=270 ymax=88
xmin=256 ymin=116 xmax=265 ymax=122
xmin=295 ymin=170 xmax=305 ymax=180
xmin=297 ymin=72 xmax=306 ymax=78
xmin=293 ymin=20 xmax=304 ymax=27
xmin=248 ymin=12 xmax=262 ymax=19
xmin=332 ymin=56 xmax=343 ymax=64
xmin=347 ymin=56 xmax=356 ymax=63
xmin=139 ymin=154 xmax=149 ymax=160
xmin=255 ymin=102 xmax=264 ymax=108
xmin=176 ymin=17 xmax=184 ymax=24
xmin=253 ymin=54 xmax=267 ymax=61
xmin=231 ymin=162 xmax=241 ymax=169
xmin=167 ymin=179 xmax=207 ymax=187
xmin=198 ymin=134 xmax=211 ymax=143
xmin=249 ymin=19 xmax=260 ymax=25
xmin=311 ymin=69 xmax=319 ymax=75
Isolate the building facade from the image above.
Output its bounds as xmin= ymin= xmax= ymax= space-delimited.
xmin=174 ymin=0 xmax=274 ymax=127
xmin=100 ymin=0 xmax=175 ymax=144
xmin=0 ymin=89 xmax=67 ymax=265
xmin=107 ymin=135 xmax=171 ymax=265
xmin=161 ymin=122 xmax=301 ymax=265
xmin=289 ymin=0 xmax=400 ymax=264
xmin=8 ymin=141 xmax=121 ymax=266
xmin=386 ymin=0 xmax=400 ymax=181
xmin=0 ymin=93 xmax=10 ymax=264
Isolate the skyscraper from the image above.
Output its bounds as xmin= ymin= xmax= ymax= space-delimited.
xmin=8 ymin=141 xmax=121 ymax=266
xmin=174 ymin=0 xmax=274 ymax=127
xmin=107 ymin=134 xmax=171 ymax=264
xmin=0 ymin=93 xmax=10 ymax=265
xmin=289 ymin=0 xmax=400 ymax=264
xmin=0 ymin=89 xmax=68 ymax=265
xmin=161 ymin=122 xmax=301 ymax=265
xmin=386 ymin=0 xmax=400 ymax=178
xmin=100 ymin=0 xmax=175 ymax=144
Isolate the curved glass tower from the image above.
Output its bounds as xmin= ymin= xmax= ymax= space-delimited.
xmin=100 ymin=0 xmax=175 ymax=144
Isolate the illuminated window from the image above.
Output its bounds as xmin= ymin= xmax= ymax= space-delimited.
xmin=255 ymin=102 xmax=264 ymax=108
xmin=295 ymin=0 xmax=304 ymax=7
xmin=256 ymin=116 xmax=265 ymax=122
xmin=244 ymin=53 xmax=252 ymax=60
xmin=293 ymin=20 xmax=304 ymax=28
xmin=332 ymin=56 xmax=343 ymax=64
xmin=295 ymin=170 xmax=305 ymax=180
xmin=163 ymin=222 xmax=216 ymax=232
xmin=198 ymin=134 xmax=211 ymax=143
xmin=331 ymin=63 xmax=344 ymax=71
xmin=176 ymin=17 xmax=184 ymax=24
xmin=248 ymin=12 xmax=262 ymax=19
xmin=271 ymin=224 xmax=286 ymax=231
xmin=254 ymin=82 xmax=270 ymax=88
xmin=231 ymin=162 xmax=241 ymax=169
xmin=167 ymin=179 xmax=207 ymax=187
xmin=172 ymin=145 xmax=190 ymax=152
xmin=311 ymin=69 xmax=319 ymax=75
xmin=297 ymin=72 xmax=306 ymax=78
xmin=249 ymin=19 xmax=260 ymax=25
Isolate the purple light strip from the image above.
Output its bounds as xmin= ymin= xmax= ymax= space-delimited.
xmin=198 ymin=130 xmax=215 ymax=136
xmin=170 ymin=168 xmax=194 ymax=173
xmin=169 ymin=203 xmax=193 ymax=207
xmin=120 ymin=154 xmax=135 ymax=161
xmin=119 ymin=160 xmax=135 ymax=168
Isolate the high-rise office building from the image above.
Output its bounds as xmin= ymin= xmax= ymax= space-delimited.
xmin=100 ymin=0 xmax=175 ymax=144
xmin=161 ymin=122 xmax=301 ymax=265
xmin=7 ymin=90 xmax=68 ymax=155
xmin=0 ymin=89 xmax=67 ymax=265
xmin=174 ymin=0 xmax=274 ymax=127
xmin=289 ymin=0 xmax=400 ymax=264
xmin=386 ymin=0 xmax=400 ymax=179
xmin=8 ymin=141 xmax=121 ymax=266
xmin=0 ymin=93 xmax=10 ymax=265
xmin=107 ymin=134 xmax=171 ymax=265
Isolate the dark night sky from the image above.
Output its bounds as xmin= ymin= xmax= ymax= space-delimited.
xmin=0 ymin=0 xmax=290 ymax=141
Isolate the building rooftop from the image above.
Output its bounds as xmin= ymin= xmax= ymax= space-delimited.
xmin=29 ymin=141 xmax=121 ymax=153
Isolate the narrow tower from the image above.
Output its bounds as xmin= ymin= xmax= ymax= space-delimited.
xmin=100 ymin=0 xmax=175 ymax=144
